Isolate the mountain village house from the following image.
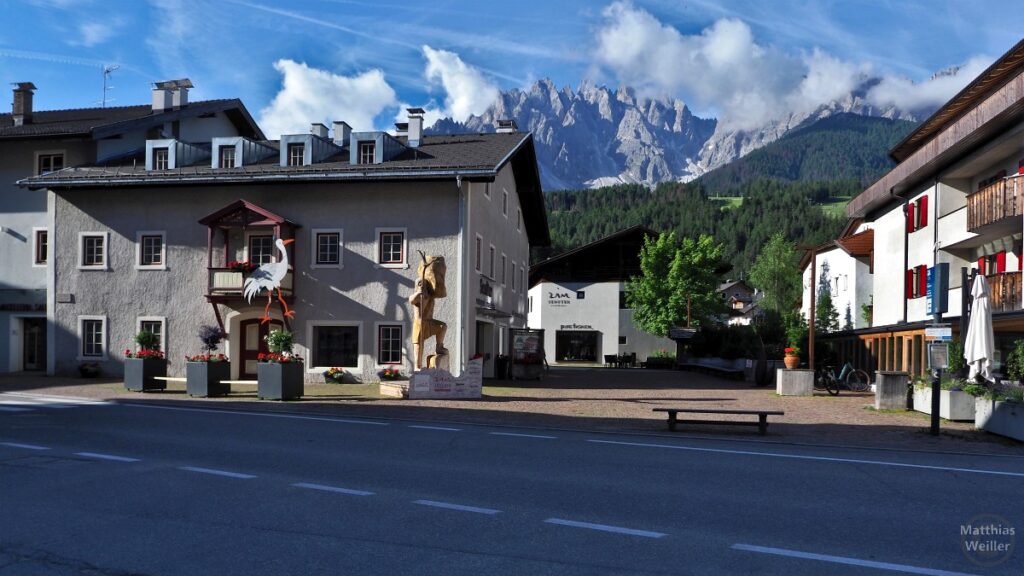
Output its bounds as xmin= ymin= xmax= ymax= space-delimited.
xmin=17 ymin=81 xmax=549 ymax=381
xmin=804 ymin=39 xmax=1024 ymax=377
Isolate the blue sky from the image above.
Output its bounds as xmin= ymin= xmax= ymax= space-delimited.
xmin=1 ymin=0 xmax=1020 ymax=136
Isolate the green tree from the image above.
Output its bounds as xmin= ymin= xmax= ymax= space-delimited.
xmin=748 ymin=232 xmax=800 ymax=314
xmin=815 ymin=262 xmax=840 ymax=333
xmin=627 ymin=232 xmax=725 ymax=336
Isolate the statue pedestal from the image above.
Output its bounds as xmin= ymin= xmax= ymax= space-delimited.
xmin=407 ymin=357 xmax=483 ymax=399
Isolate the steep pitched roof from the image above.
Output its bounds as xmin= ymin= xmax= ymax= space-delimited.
xmin=528 ymin=225 xmax=656 ymax=286
xmin=0 ymin=99 xmax=263 ymax=140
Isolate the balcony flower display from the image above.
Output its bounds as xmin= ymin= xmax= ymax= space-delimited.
xmin=323 ymin=367 xmax=346 ymax=383
xmin=378 ymin=367 xmax=404 ymax=381
xmin=124 ymin=330 xmax=167 ymax=392
xmin=227 ymin=260 xmax=257 ymax=273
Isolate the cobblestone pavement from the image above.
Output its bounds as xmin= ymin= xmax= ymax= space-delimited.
xmin=2 ymin=368 xmax=1020 ymax=455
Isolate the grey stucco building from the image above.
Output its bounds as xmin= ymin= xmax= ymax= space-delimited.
xmin=21 ymin=111 xmax=549 ymax=382
xmin=0 ymin=80 xmax=261 ymax=374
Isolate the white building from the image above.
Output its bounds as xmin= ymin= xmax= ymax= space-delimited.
xmin=527 ymin=227 xmax=674 ymax=365
xmin=800 ymin=223 xmax=874 ymax=332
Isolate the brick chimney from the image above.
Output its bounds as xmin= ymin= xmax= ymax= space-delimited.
xmin=12 ymin=82 xmax=36 ymax=126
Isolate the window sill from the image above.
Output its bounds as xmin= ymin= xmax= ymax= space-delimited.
xmin=77 ymin=355 xmax=108 ymax=362
xmin=375 ymin=263 xmax=409 ymax=270
xmin=311 ymin=264 xmax=344 ymax=270
xmin=77 ymin=265 xmax=108 ymax=271
xmin=135 ymin=264 xmax=167 ymax=271
xmin=32 ymin=262 xmax=47 ymax=268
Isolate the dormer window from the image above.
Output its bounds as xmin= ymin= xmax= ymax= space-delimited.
xmin=358 ymin=141 xmax=375 ymax=164
xmin=219 ymin=145 xmax=236 ymax=168
xmin=153 ymin=147 xmax=169 ymax=170
xmin=287 ymin=143 xmax=304 ymax=167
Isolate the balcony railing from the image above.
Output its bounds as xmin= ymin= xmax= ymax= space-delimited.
xmin=208 ymin=268 xmax=293 ymax=298
xmin=987 ymin=271 xmax=1021 ymax=314
xmin=967 ymin=177 xmax=1024 ymax=231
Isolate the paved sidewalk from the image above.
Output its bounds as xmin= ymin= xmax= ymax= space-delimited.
xmin=2 ymin=368 xmax=1020 ymax=455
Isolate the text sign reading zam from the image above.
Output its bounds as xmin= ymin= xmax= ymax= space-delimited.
xmin=926 ymin=263 xmax=949 ymax=316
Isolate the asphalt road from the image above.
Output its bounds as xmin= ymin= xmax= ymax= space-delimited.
xmin=1 ymin=391 xmax=1022 ymax=575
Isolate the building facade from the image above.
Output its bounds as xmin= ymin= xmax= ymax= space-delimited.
xmin=527 ymin=227 xmax=674 ymax=365
xmin=0 ymin=79 xmax=261 ymax=374
xmin=21 ymin=110 xmax=548 ymax=381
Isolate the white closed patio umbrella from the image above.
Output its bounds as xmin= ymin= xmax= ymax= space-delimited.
xmin=963 ymin=274 xmax=995 ymax=382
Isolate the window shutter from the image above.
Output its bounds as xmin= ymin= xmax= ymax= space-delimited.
xmin=918 ymin=196 xmax=928 ymax=228
xmin=906 ymin=269 xmax=914 ymax=298
xmin=906 ymin=202 xmax=916 ymax=233
xmin=977 ymin=256 xmax=986 ymax=276
xmin=918 ymin=265 xmax=927 ymax=297
xmin=996 ymin=251 xmax=1006 ymax=274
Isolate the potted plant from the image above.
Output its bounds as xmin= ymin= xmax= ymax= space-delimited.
xmin=185 ymin=325 xmax=231 ymax=397
xmin=968 ymin=380 xmax=1024 ymax=441
xmin=911 ymin=376 xmax=975 ymax=421
xmin=645 ymin=349 xmax=675 ymax=370
xmin=783 ymin=346 xmax=800 ymax=370
xmin=378 ymin=367 xmax=405 ymax=381
xmin=323 ymin=367 xmax=346 ymax=384
xmin=79 ymin=362 xmax=100 ymax=378
xmin=257 ymin=329 xmax=304 ymax=400
xmin=124 ymin=330 xmax=167 ymax=392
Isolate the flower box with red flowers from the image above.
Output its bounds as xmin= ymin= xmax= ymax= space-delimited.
xmin=185 ymin=353 xmax=228 ymax=363
xmin=257 ymin=352 xmax=303 ymax=364
xmin=226 ymin=260 xmax=258 ymax=273
xmin=378 ymin=367 xmax=404 ymax=381
xmin=124 ymin=349 xmax=167 ymax=392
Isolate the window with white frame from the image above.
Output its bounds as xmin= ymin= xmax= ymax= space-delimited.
xmin=517 ymin=209 xmax=521 ymax=232
xmin=475 ymin=235 xmax=482 ymax=272
xmin=489 ymin=245 xmax=496 ymax=278
xmin=33 ymin=228 xmax=47 ymax=266
xmin=377 ymin=324 xmax=403 ymax=365
xmin=520 ymin=267 xmax=525 ymax=295
xmin=78 ymin=316 xmax=106 ymax=360
xmin=287 ymin=143 xmax=304 ymax=166
xmin=152 ymin=147 xmax=169 ymax=170
xmin=501 ymin=254 xmax=507 ymax=285
xmin=137 ymin=317 xmax=166 ymax=352
xmin=311 ymin=324 xmax=359 ymax=368
xmin=358 ymin=141 xmax=376 ymax=164
xmin=137 ymin=231 xmax=166 ymax=269
xmin=37 ymin=153 xmax=64 ymax=175
xmin=502 ymin=189 xmax=508 ymax=216
xmin=511 ymin=260 xmax=516 ymax=292
xmin=219 ymin=145 xmax=236 ymax=168
xmin=377 ymin=229 xmax=406 ymax=266
xmin=312 ymin=229 xmax=343 ymax=267
xmin=79 ymin=232 xmax=108 ymax=269
xmin=248 ymin=234 xmax=274 ymax=265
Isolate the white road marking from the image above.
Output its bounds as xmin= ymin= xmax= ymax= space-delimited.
xmin=125 ymin=403 xmax=389 ymax=426
xmin=74 ymin=452 xmax=140 ymax=463
xmin=1 ymin=393 xmax=110 ymax=406
xmin=731 ymin=544 xmax=979 ymax=576
xmin=587 ymin=439 xmax=1024 ymax=478
xmin=408 ymin=425 xmax=461 ymax=432
xmin=0 ymin=406 xmax=33 ymax=412
xmin=489 ymin=432 xmax=557 ymax=439
xmin=178 ymin=466 xmax=256 ymax=479
xmin=544 ymin=518 xmax=667 ymax=539
xmin=292 ymin=482 xmax=375 ymax=496
xmin=0 ymin=441 xmax=50 ymax=450
xmin=413 ymin=500 xmax=501 ymax=515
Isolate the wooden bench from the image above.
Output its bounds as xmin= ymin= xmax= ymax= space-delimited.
xmin=653 ymin=408 xmax=784 ymax=435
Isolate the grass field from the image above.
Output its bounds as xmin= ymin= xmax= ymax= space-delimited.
xmin=821 ymin=196 xmax=851 ymax=218
xmin=710 ymin=196 xmax=743 ymax=209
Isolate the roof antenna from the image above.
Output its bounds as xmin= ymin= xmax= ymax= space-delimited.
xmin=101 ymin=64 xmax=119 ymax=108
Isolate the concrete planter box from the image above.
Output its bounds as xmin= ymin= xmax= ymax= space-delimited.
xmin=875 ymin=371 xmax=909 ymax=411
xmin=776 ymin=369 xmax=813 ymax=396
xmin=186 ymin=362 xmax=232 ymax=397
xmin=644 ymin=358 xmax=675 ymax=370
xmin=257 ymin=362 xmax=304 ymax=400
xmin=912 ymin=387 xmax=975 ymax=421
xmin=975 ymin=398 xmax=1024 ymax=441
xmin=124 ymin=358 xmax=167 ymax=392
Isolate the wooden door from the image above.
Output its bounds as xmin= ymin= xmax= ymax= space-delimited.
xmin=240 ymin=319 xmax=283 ymax=379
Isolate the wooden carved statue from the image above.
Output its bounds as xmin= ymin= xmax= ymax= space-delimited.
xmin=410 ymin=254 xmax=448 ymax=370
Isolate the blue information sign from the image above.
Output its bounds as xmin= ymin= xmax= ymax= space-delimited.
xmin=926 ymin=263 xmax=949 ymax=315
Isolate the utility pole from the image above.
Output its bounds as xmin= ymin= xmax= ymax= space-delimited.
xmin=796 ymin=245 xmax=817 ymax=370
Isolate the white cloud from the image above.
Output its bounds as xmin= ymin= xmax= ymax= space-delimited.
xmin=593 ymin=1 xmax=991 ymax=129
xmin=71 ymin=20 xmax=121 ymax=47
xmin=258 ymin=59 xmax=398 ymax=139
xmin=866 ymin=55 xmax=993 ymax=112
xmin=421 ymin=45 xmax=499 ymax=122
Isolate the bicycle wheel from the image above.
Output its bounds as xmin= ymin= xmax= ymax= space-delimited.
xmin=845 ymin=369 xmax=871 ymax=392
xmin=824 ymin=376 xmax=840 ymax=396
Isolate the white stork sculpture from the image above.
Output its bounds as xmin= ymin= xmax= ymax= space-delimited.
xmin=243 ymin=238 xmax=295 ymax=324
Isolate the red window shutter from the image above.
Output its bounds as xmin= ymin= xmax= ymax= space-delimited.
xmin=906 ymin=269 xmax=914 ymax=298
xmin=918 ymin=196 xmax=928 ymax=228
xmin=996 ymin=251 xmax=1006 ymax=273
xmin=977 ymin=256 xmax=986 ymax=276
xmin=918 ymin=265 xmax=927 ymax=298
xmin=906 ymin=202 xmax=916 ymax=233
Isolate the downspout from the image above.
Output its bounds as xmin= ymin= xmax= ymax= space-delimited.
xmin=456 ymin=177 xmax=466 ymax=376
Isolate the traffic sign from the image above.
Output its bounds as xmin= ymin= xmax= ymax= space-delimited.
xmin=925 ymin=326 xmax=952 ymax=341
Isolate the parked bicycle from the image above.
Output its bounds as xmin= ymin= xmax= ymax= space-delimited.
xmin=815 ymin=362 xmax=872 ymax=396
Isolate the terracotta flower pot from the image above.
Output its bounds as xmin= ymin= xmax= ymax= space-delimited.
xmin=784 ymin=355 xmax=800 ymax=370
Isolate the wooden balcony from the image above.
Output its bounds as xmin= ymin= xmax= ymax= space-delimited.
xmin=967 ymin=177 xmax=1024 ymax=232
xmin=207 ymin=268 xmax=293 ymax=300
xmin=987 ymin=271 xmax=1021 ymax=314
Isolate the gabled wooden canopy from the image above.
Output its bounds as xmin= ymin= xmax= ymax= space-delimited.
xmin=198 ymin=199 xmax=299 ymax=229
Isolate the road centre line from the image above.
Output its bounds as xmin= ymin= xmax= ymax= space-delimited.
xmin=544 ymin=518 xmax=667 ymax=539
xmin=408 ymin=425 xmax=461 ymax=431
xmin=413 ymin=500 xmax=501 ymax=515
xmin=123 ymin=403 xmax=389 ymax=426
xmin=292 ymin=482 xmax=375 ymax=496
xmin=0 ymin=441 xmax=50 ymax=450
xmin=178 ymin=466 xmax=256 ymax=479
xmin=489 ymin=432 xmax=557 ymax=439
xmin=587 ymin=439 xmax=1024 ymax=478
xmin=731 ymin=544 xmax=979 ymax=576
xmin=75 ymin=452 xmax=140 ymax=462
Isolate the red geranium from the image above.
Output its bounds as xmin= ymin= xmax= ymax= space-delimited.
xmin=186 ymin=353 xmax=228 ymax=363
xmin=258 ymin=352 xmax=303 ymax=364
xmin=125 ymin=348 xmax=165 ymax=360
